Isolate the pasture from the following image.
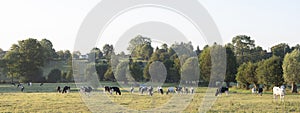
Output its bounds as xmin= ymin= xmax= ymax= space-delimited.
xmin=0 ymin=83 xmax=300 ymax=112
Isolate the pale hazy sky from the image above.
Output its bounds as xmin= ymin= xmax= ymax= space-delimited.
xmin=0 ymin=0 xmax=300 ymax=52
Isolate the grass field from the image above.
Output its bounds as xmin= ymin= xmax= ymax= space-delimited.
xmin=1 ymin=83 xmax=300 ymax=112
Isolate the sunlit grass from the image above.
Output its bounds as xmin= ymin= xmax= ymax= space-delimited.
xmin=0 ymin=84 xmax=300 ymax=112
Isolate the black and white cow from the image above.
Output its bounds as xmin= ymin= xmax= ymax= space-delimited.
xmin=62 ymin=86 xmax=70 ymax=93
xmin=157 ymin=86 xmax=163 ymax=95
xmin=139 ymin=86 xmax=148 ymax=94
xmin=257 ymin=87 xmax=263 ymax=96
xmin=215 ymin=87 xmax=229 ymax=96
xmin=175 ymin=87 xmax=183 ymax=94
xmin=57 ymin=86 xmax=61 ymax=93
xmin=110 ymin=87 xmax=121 ymax=95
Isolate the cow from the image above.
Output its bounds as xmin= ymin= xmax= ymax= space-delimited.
xmin=57 ymin=86 xmax=61 ymax=93
xmin=273 ymin=86 xmax=285 ymax=101
xmin=251 ymin=87 xmax=257 ymax=94
xmin=175 ymin=87 xmax=183 ymax=94
xmin=130 ymin=87 xmax=134 ymax=93
xmin=81 ymin=86 xmax=93 ymax=95
xmin=104 ymin=86 xmax=110 ymax=93
xmin=148 ymin=86 xmax=153 ymax=96
xmin=157 ymin=86 xmax=163 ymax=95
xmin=20 ymin=86 xmax=25 ymax=92
xmin=190 ymin=87 xmax=194 ymax=94
xmin=257 ymin=88 xmax=263 ymax=96
xmin=183 ymin=87 xmax=189 ymax=94
xmin=62 ymin=86 xmax=70 ymax=93
xmin=110 ymin=87 xmax=121 ymax=95
xmin=215 ymin=87 xmax=229 ymax=96
xmin=166 ymin=87 xmax=175 ymax=95
xmin=139 ymin=86 xmax=148 ymax=94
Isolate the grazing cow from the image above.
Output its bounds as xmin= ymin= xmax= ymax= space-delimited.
xmin=273 ymin=86 xmax=285 ymax=101
xmin=148 ymin=86 xmax=153 ymax=96
xmin=81 ymin=86 xmax=93 ymax=95
xmin=40 ymin=83 xmax=44 ymax=86
xmin=57 ymin=86 xmax=61 ymax=93
xmin=130 ymin=87 xmax=134 ymax=93
xmin=175 ymin=87 xmax=183 ymax=94
xmin=110 ymin=87 xmax=121 ymax=95
xmin=215 ymin=87 xmax=229 ymax=96
xmin=258 ymin=88 xmax=263 ymax=96
xmin=166 ymin=87 xmax=175 ymax=95
xmin=183 ymin=87 xmax=189 ymax=94
xmin=104 ymin=86 xmax=110 ymax=93
xmin=27 ymin=82 xmax=32 ymax=86
xmin=17 ymin=83 xmax=23 ymax=88
xmin=157 ymin=86 xmax=163 ymax=95
xmin=20 ymin=86 xmax=25 ymax=92
xmin=251 ymin=87 xmax=257 ymax=94
xmin=139 ymin=86 xmax=148 ymax=94
xmin=62 ymin=86 xmax=70 ymax=93
xmin=190 ymin=87 xmax=194 ymax=94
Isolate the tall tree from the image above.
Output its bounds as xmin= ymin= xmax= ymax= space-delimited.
xmin=102 ymin=44 xmax=114 ymax=59
xmin=271 ymin=43 xmax=291 ymax=58
xmin=232 ymin=35 xmax=255 ymax=65
xmin=282 ymin=49 xmax=300 ymax=93
xmin=3 ymin=38 xmax=46 ymax=82
xmin=129 ymin=61 xmax=143 ymax=82
xmin=127 ymin=35 xmax=151 ymax=54
xmin=236 ymin=62 xmax=258 ymax=89
xmin=39 ymin=39 xmax=56 ymax=62
xmin=199 ymin=46 xmax=211 ymax=83
xmin=181 ymin=57 xmax=199 ymax=84
xmin=256 ymin=56 xmax=284 ymax=89
xmin=225 ymin=45 xmax=237 ymax=86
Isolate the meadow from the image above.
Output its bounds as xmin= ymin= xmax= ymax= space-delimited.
xmin=0 ymin=83 xmax=300 ymax=112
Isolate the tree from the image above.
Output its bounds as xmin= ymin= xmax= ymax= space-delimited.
xmin=236 ymin=62 xmax=258 ymax=89
xmin=199 ymin=46 xmax=211 ymax=83
xmin=64 ymin=50 xmax=71 ymax=60
xmin=225 ymin=45 xmax=237 ymax=86
xmin=282 ymin=49 xmax=300 ymax=93
xmin=127 ymin=35 xmax=151 ymax=54
xmin=148 ymin=61 xmax=167 ymax=83
xmin=102 ymin=44 xmax=114 ymax=59
xmin=232 ymin=35 xmax=255 ymax=65
xmin=66 ymin=69 xmax=74 ymax=82
xmin=72 ymin=51 xmax=81 ymax=59
xmin=104 ymin=67 xmax=115 ymax=81
xmin=88 ymin=47 xmax=103 ymax=62
xmin=56 ymin=50 xmax=65 ymax=60
xmin=181 ymin=57 xmax=199 ymax=84
xmin=256 ymin=56 xmax=284 ymax=89
xmin=129 ymin=61 xmax=143 ymax=82
xmin=47 ymin=69 xmax=61 ymax=83
xmin=3 ymin=38 xmax=46 ymax=82
xmin=95 ymin=63 xmax=108 ymax=81
xmin=271 ymin=43 xmax=290 ymax=58
xmin=39 ymin=39 xmax=56 ymax=62
xmin=114 ymin=61 xmax=131 ymax=85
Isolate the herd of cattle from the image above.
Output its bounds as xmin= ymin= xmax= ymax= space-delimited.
xmin=11 ymin=82 xmax=287 ymax=101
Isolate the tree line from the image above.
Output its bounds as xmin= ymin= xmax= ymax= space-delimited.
xmin=1 ymin=35 xmax=300 ymax=93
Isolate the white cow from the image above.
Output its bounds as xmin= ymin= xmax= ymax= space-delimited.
xmin=273 ymin=86 xmax=285 ymax=101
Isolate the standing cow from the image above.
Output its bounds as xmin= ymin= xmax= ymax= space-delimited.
xmin=110 ymin=87 xmax=121 ymax=95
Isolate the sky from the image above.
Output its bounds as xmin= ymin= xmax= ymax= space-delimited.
xmin=0 ymin=0 xmax=300 ymax=53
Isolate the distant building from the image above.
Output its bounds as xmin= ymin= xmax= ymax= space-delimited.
xmin=79 ymin=54 xmax=89 ymax=59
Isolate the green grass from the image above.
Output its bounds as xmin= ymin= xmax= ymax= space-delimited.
xmin=0 ymin=83 xmax=300 ymax=112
